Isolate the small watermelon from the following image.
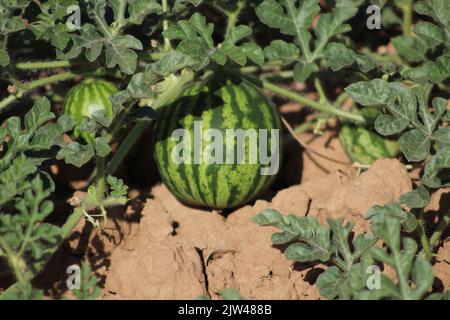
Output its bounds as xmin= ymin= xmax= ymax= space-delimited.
xmin=154 ymin=78 xmax=282 ymax=209
xmin=339 ymin=125 xmax=400 ymax=165
xmin=63 ymin=78 xmax=118 ymax=142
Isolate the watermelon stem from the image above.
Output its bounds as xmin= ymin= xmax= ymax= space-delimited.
xmin=314 ymin=77 xmax=329 ymax=104
xmin=399 ymin=0 xmax=414 ymax=36
xmin=224 ymin=0 xmax=246 ymax=41
xmin=261 ymin=80 xmax=366 ymax=124
xmin=95 ymin=156 xmax=106 ymax=203
xmin=15 ymin=60 xmax=75 ymax=70
xmin=418 ymin=210 xmax=433 ymax=261
xmin=105 ymin=122 xmax=148 ymax=177
xmin=162 ymin=0 xmax=172 ymax=51
xmin=0 ymin=71 xmax=79 ymax=113
xmin=430 ymin=210 xmax=450 ymax=250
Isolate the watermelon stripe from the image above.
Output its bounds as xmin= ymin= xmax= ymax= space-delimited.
xmin=63 ymin=78 xmax=118 ymax=143
xmin=228 ymin=84 xmax=258 ymax=200
xmin=96 ymin=82 xmax=115 ymax=117
xmin=155 ymin=105 xmax=179 ymax=194
xmin=182 ymin=91 xmax=205 ymax=203
xmin=166 ymin=94 xmax=199 ymax=203
xmin=237 ymin=83 xmax=271 ymax=201
xmin=154 ymin=78 xmax=281 ymax=209
xmin=162 ymin=111 xmax=189 ymax=200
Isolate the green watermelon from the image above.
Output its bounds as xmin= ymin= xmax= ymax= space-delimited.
xmin=63 ymin=78 xmax=118 ymax=142
xmin=339 ymin=125 xmax=400 ymax=165
xmin=154 ymin=78 xmax=282 ymax=209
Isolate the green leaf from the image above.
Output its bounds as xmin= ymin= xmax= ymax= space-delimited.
xmin=415 ymin=22 xmax=445 ymax=48
xmin=106 ymin=175 xmax=128 ymax=201
xmin=422 ymin=147 xmax=450 ymax=188
xmin=50 ymin=23 xmax=70 ymax=51
xmin=363 ymin=218 xmax=435 ymax=300
xmin=345 ymin=79 xmax=396 ymax=106
xmin=324 ymin=42 xmax=355 ymax=71
xmin=165 ymin=13 xmax=262 ymax=70
xmin=392 ymin=35 xmax=427 ymax=63
xmin=240 ymin=43 xmax=264 ymax=66
xmin=366 ymin=202 xmax=418 ymax=235
xmin=264 ymin=40 xmax=299 ymax=64
xmin=256 ymin=0 xmax=320 ymax=37
xmin=313 ymin=1 xmax=358 ymax=54
xmin=399 ymin=185 xmax=431 ymax=209
xmin=94 ymin=137 xmax=112 ymax=157
xmin=293 ymin=61 xmax=318 ymax=82
xmin=253 ymin=209 xmax=377 ymax=299
xmin=403 ymin=54 xmax=450 ymax=83
xmin=256 ymin=0 xmax=320 ymax=65
xmin=72 ymin=262 xmax=101 ymax=300
xmin=316 ymin=266 xmax=345 ymax=299
xmin=252 ymin=209 xmax=332 ymax=262
xmin=147 ymin=51 xmax=196 ymax=79
xmin=434 ymin=127 xmax=450 ymax=148
xmin=0 ymin=48 xmax=10 ymax=66
xmin=399 ymin=129 xmax=430 ymax=162
xmin=414 ymin=0 xmax=450 ymax=29
xmin=104 ymin=35 xmax=143 ymax=75
xmin=56 ymin=142 xmax=95 ymax=167
xmin=128 ymin=0 xmax=162 ymax=24
xmin=58 ymin=24 xmax=103 ymax=61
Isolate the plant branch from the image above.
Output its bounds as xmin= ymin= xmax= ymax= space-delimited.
xmin=400 ymin=0 xmax=414 ymax=36
xmin=314 ymin=77 xmax=328 ymax=103
xmin=15 ymin=60 xmax=73 ymax=70
xmin=116 ymin=0 xmax=127 ymax=29
xmin=0 ymin=236 xmax=27 ymax=285
xmin=262 ymin=80 xmax=365 ymax=123
xmin=0 ymin=71 xmax=79 ymax=112
xmin=162 ymin=0 xmax=171 ymax=50
xmin=430 ymin=210 xmax=450 ymax=250
xmin=418 ymin=211 xmax=432 ymax=261
xmin=225 ymin=0 xmax=245 ymax=40
xmin=94 ymin=13 xmax=113 ymax=40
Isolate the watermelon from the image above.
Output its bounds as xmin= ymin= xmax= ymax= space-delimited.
xmin=63 ymin=78 xmax=118 ymax=142
xmin=154 ymin=78 xmax=282 ymax=209
xmin=339 ymin=125 xmax=400 ymax=165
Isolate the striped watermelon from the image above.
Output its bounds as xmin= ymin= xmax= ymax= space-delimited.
xmin=154 ymin=78 xmax=282 ymax=209
xmin=63 ymin=78 xmax=118 ymax=142
xmin=339 ymin=125 xmax=400 ymax=165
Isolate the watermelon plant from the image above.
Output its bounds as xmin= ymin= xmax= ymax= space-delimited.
xmin=0 ymin=0 xmax=449 ymax=300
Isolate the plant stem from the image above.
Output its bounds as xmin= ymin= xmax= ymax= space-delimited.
xmin=61 ymin=208 xmax=84 ymax=239
xmin=161 ymin=0 xmax=171 ymax=50
xmin=15 ymin=60 xmax=73 ymax=70
xmin=401 ymin=0 xmax=414 ymax=36
xmin=0 ymin=71 xmax=79 ymax=112
xmin=116 ymin=0 xmax=127 ymax=28
xmin=94 ymin=13 xmax=113 ymax=39
xmin=0 ymin=208 xmax=84 ymax=298
xmin=225 ymin=0 xmax=245 ymax=40
xmin=314 ymin=77 xmax=328 ymax=103
xmin=0 ymin=236 xmax=27 ymax=285
xmin=261 ymin=80 xmax=365 ymax=123
xmin=96 ymin=157 xmax=106 ymax=202
xmin=418 ymin=211 xmax=432 ymax=261
xmin=105 ymin=122 xmax=147 ymax=176
xmin=430 ymin=210 xmax=450 ymax=250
